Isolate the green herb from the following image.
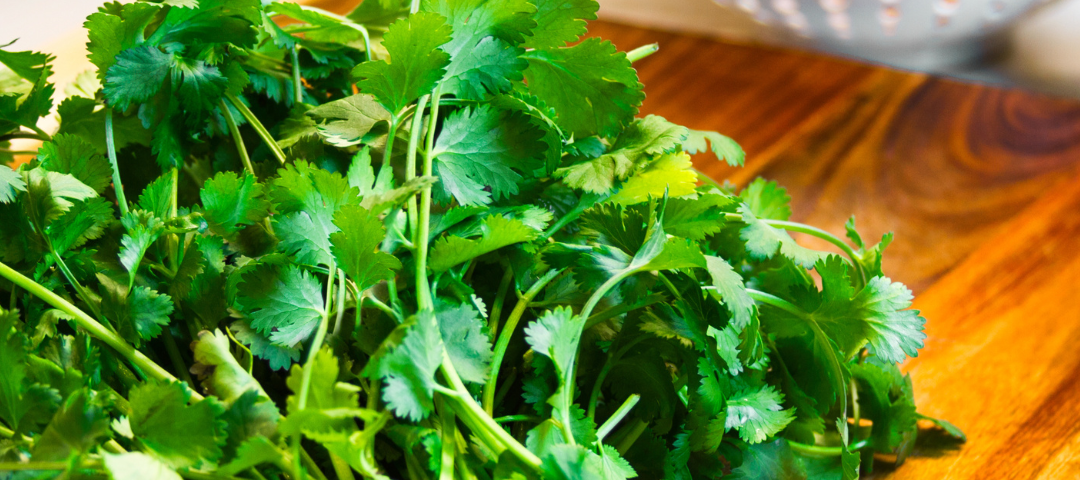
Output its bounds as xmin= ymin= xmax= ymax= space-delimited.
xmin=0 ymin=0 xmax=961 ymax=479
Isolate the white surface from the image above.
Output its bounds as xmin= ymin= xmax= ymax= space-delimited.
xmin=1 ymin=0 xmax=103 ymax=49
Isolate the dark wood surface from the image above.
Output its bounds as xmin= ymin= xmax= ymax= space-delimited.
xmin=586 ymin=21 xmax=1080 ymax=480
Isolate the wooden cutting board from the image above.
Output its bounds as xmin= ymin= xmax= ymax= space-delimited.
xmin=586 ymin=22 xmax=1080 ymax=480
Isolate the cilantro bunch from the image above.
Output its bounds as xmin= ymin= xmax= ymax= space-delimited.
xmin=0 ymin=0 xmax=963 ymax=479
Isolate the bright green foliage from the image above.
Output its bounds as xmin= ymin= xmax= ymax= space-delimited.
xmin=523 ymin=37 xmax=643 ymax=139
xmin=330 ymin=204 xmax=401 ymax=290
xmin=128 ymin=380 xmax=226 ymax=468
xmin=200 ymin=171 xmax=271 ymax=235
xmin=433 ymin=104 xmax=545 ymax=205
xmin=236 ymin=263 xmax=325 ymax=348
xmin=435 ymin=300 xmax=493 ymax=383
xmin=104 ymin=451 xmax=183 ymax=480
xmin=684 ymin=129 xmax=745 ymax=167
xmin=373 ymin=312 xmax=445 ymax=421
xmin=523 ymin=0 xmax=598 ymax=48
xmin=724 ymin=386 xmax=796 ymax=444
xmin=307 ymin=93 xmax=392 ymax=147
xmin=353 ymin=12 xmax=453 ymax=112
xmin=429 ymin=214 xmax=536 ymax=271
xmin=36 ymin=133 xmax=113 ymax=194
xmin=0 ymin=3 xmax=951 ymax=479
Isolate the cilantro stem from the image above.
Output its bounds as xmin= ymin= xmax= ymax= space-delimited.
xmin=583 ymin=294 xmax=664 ymax=330
xmin=405 ymin=95 xmax=430 ymax=271
xmin=850 ymin=377 xmax=861 ymax=443
xmin=626 ymin=43 xmax=659 ymax=63
xmin=488 ymin=267 xmax=513 ymax=333
xmin=104 ymin=109 xmax=129 ymax=216
xmin=0 ymin=148 xmax=36 ymax=155
xmin=746 ymin=288 xmax=848 ymax=424
xmin=220 ymin=99 xmax=256 ymax=178
xmin=224 ymin=93 xmax=287 ymax=166
xmin=722 ymin=213 xmax=866 ymax=287
xmin=415 ymin=86 xmax=443 ymax=310
xmin=299 ymin=449 xmax=330 ymax=480
xmin=376 ymin=115 xmax=399 ymax=196
xmin=0 ymin=425 xmax=12 ymax=438
xmin=437 ymin=397 xmax=456 ymax=480
xmin=0 ymin=260 xmax=184 ymax=393
xmin=49 ymin=250 xmax=111 ymax=331
xmin=483 ymin=268 xmax=562 ymax=415
xmin=587 ymin=334 xmax=648 ymax=419
xmin=580 ymin=266 xmax=638 ymax=322
xmin=294 ymin=262 xmax=337 ymax=480
xmin=787 ymin=438 xmax=870 ymax=456
xmin=596 ymin=394 xmax=640 ymax=442
xmin=329 ymin=453 xmax=356 ymax=480
xmin=291 ymin=45 xmax=303 ymax=105
xmin=28 ymin=125 xmax=51 ymax=142
xmin=161 ymin=328 xmax=195 ymax=388
xmin=493 ymin=415 xmax=542 ymax=424
xmin=3 ymin=131 xmax=50 ymax=141
xmin=614 ymin=419 xmax=648 ymax=454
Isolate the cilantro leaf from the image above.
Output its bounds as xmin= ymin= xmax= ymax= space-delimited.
xmin=200 ymin=171 xmax=271 ymax=236
xmin=432 ymin=104 xmax=545 ymax=205
xmin=98 ymin=275 xmax=175 ymax=347
xmin=740 ymin=178 xmax=791 ymax=221
xmin=192 ymin=329 xmax=269 ymax=404
xmin=435 ymin=300 xmax=492 ymax=384
xmin=119 ymin=210 xmax=167 ymax=286
xmin=375 ymin=312 xmax=445 ymax=421
xmin=429 ymin=214 xmax=537 ymax=272
xmin=704 ymin=255 xmax=756 ymax=330
xmin=128 ymin=380 xmax=226 ymax=468
xmin=104 ymin=46 xmax=173 ymax=111
xmin=523 ymin=0 xmax=598 ymax=49
xmin=725 ymin=385 xmax=796 ymax=444
xmin=523 ymin=38 xmax=643 ymax=138
xmin=36 ymin=133 xmax=113 ymax=194
xmin=0 ymin=165 xmax=25 ymax=203
xmin=231 ymin=320 xmax=301 ymax=371
xmin=608 ymin=152 xmax=698 ymax=205
xmin=330 ymin=204 xmax=401 ymax=290
xmin=236 ymin=263 xmax=325 ymax=348
xmin=306 ymin=93 xmax=392 ymax=147
xmin=46 ymin=197 xmax=113 ymax=255
xmin=353 ymin=12 xmax=452 ymax=112
xmin=103 ymin=452 xmax=182 ymax=480
xmin=31 ymin=389 xmax=110 ymax=461
xmin=558 ymin=115 xmax=685 ymax=194
xmin=683 ymin=129 xmax=745 ymax=167
xmin=739 ymin=205 xmax=826 ymax=269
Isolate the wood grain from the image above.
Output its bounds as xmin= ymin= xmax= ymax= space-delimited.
xmin=590 ymin=20 xmax=1080 ymax=480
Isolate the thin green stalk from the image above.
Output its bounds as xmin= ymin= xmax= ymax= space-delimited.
xmin=483 ymin=268 xmax=563 ymax=414
xmin=220 ymin=99 xmax=256 ymax=178
xmin=415 ymin=86 xmax=443 ymax=310
xmin=28 ymin=125 xmax=51 ymax=142
xmin=0 ymin=261 xmax=201 ymax=393
xmin=440 ymin=356 xmax=541 ymax=469
xmin=488 ymin=267 xmax=513 ymax=333
xmin=722 ymin=213 xmax=866 ymax=286
xmin=294 ymin=262 xmax=336 ymax=480
xmin=332 ymin=270 xmax=347 ymax=338
xmin=596 ymin=394 xmax=640 ymax=442
xmin=161 ymin=328 xmax=195 ymax=388
xmin=587 ymin=335 xmax=647 ymax=420
xmin=50 ymin=251 xmax=112 ymax=331
xmin=626 ymin=43 xmax=659 ymax=63
xmin=224 ymin=92 xmax=287 ymax=165
xmin=0 ymin=424 xmax=12 ymax=438
xmin=746 ymin=289 xmax=848 ymax=424
xmin=579 ymin=266 xmax=638 ymax=322
xmin=693 ymin=167 xmax=725 ymax=191
xmin=291 ymin=45 xmax=303 ymax=105
xmin=614 ymin=420 xmax=647 ymax=455
xmin=787 ymin=438 xmax=870 ymax=457
xmin=2 ymin=131 xmax=50 ymax=141
xmin=493 ymin=415 xmax=542 ymax=424
xmin=850 ymin=377 xmax=860 ymax=443
xmin=329 ymin=453 xmax=356 ymax=480
xmin=299 ymin=449 xmax=330 ymax=480
xmin=0 ymin=461 xmax=85 ymax=471
xmin=406 ymin=95 xmax=430 ymax=268
xmin=376 ymin=115 xmax=400 ymax=195
xmin=104 ymin=109 xmax=129 ymax=216
xmin=583 ymin=295 xmax=664 ymax=330
xmin=437 ymin=397 xmax=456 ymax=480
